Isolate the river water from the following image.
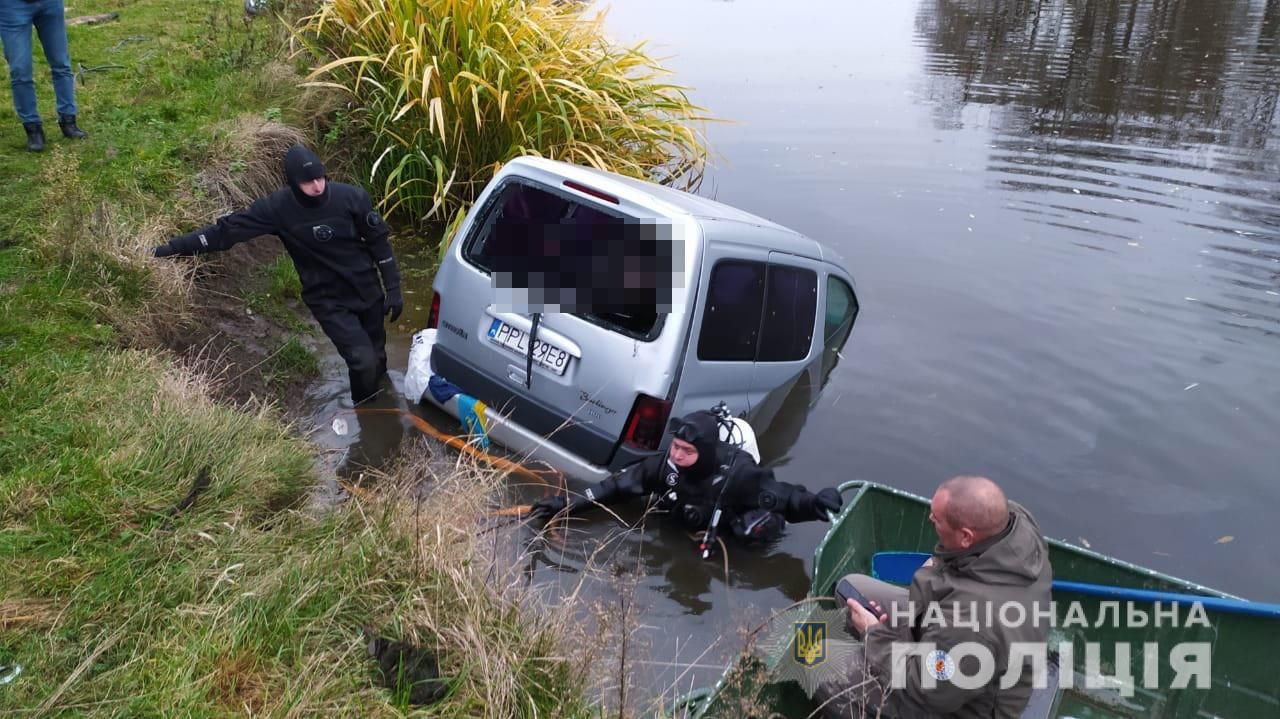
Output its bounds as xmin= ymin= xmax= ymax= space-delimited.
xmin=302 ymin=0 xmax=1280 ymax=709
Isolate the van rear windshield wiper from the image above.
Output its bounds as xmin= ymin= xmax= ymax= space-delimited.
xmin=525 ymin=311 xmax=541 ymax=390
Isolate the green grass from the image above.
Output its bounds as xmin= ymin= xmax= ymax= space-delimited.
xmin=265 ymin=253 xmax=302 ymax=300
xmin=268 ymin=335 xmax=320 ymax=380
xmin=245 ymin=254 xmax=312 ymax=333
xmin=0 ymin=1 xmax=599 ymax=715
xmin=0 ymin=0 xmax=309 ymax=242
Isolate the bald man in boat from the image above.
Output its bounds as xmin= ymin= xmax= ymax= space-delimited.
xmin=816 ymin=476 xmax=1053 ymax=719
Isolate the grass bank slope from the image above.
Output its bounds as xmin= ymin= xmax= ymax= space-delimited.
xmin=1 ymin=1 xmax=594 ymax=715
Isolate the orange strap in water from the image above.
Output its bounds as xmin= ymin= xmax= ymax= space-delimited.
xmin=353 ymin=408 xmax=562 ymax=487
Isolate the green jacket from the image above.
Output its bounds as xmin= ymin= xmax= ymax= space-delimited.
xmin=864 ymin=501 xmax=1053 ymax=718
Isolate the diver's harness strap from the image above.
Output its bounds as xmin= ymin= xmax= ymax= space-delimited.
xmin=699 ymin=404 xmax=745 ymax=559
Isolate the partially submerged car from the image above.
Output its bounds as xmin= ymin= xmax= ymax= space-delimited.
xmin=407 ymin=156 xmax=859 ymax=481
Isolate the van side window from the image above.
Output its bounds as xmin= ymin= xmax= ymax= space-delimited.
xmin=824 ymin=276 xmax=857 ymax=350
xmin=758 ymin=265 xmax=818 ymax=362
xmin=697 ymin=260 xmax=766 ymax=361
xmin=461 ymin=180 xmax=661 ymax=339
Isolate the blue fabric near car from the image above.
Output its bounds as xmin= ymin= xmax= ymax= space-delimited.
xmin=428 ymin=375 xmax=462 ymax=404
xmin=456 ymin=395 xmax=491 ymax=449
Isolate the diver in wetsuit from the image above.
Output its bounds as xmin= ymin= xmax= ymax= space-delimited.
xmin=529 ymin=409 xmax=844 ymax=546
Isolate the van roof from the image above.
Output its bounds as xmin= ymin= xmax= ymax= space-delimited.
xmin=507 ymin=156 xmax=831 ymax=263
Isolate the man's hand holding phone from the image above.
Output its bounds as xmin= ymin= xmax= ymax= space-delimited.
xmin=835 ymin=578 xmax=890 ymax=637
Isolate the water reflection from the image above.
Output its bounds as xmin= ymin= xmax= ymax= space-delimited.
xmin=916 ymin=0 xmax=1280 ymax=337
xmin=917 ymin=0 xmax=1280 ymax=147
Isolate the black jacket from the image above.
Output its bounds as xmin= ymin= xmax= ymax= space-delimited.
xmin=163 ymin=180 xmax=401 ymax=311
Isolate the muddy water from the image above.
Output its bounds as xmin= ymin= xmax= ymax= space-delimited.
xmin=300 ymin=0 xmax=1280 ymax=709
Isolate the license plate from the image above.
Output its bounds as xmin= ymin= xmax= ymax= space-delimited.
xmin=487 ymin=319 xmax=572 ymax=376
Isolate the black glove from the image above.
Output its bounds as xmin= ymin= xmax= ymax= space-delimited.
xmin=529 ymin=495 xmax=568 ymax=520
xmin=385 ymin=289 xmax=404 ymax=323
xmin=814 ymin=488 xmax=843 ymax=518
xmin=153 ymin=243 xmax=177 ymax=258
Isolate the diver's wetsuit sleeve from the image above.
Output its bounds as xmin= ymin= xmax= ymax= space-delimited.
xmin=740 ymin=466 xmax=827 ymax=523
xmin=166 ymin=196 xmax=278 ymax=255
xmin=571 ymin=454 xmax=663 ymax=512
xmin=355 ymin=190 xmax=401 ymax=295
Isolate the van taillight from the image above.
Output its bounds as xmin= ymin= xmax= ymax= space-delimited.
xmin=623 ymin=394 xmax=672 ymax=451
xmin=427 ymin=291 xmax=441 ymax=329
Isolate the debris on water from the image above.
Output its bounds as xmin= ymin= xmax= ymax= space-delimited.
xmin=1079 ymin=537 xmax=1091 ymax=548
xmin=1184 ymin=383 xmax=1200 ymax=391
xmin=332 ymin=417 xmax=349 ymax=436
xmin=1267 ymin=291 xmax=1279 ymax=296
xmin=1127 ymin=242 xmax=1140 ymax=247
xmin=1216 ymin=535 xmax=1234 ymax=544
xmin=1185 ymin=297 xmax=1198 ymax=302
xmin=1072 ymin=188 xmax=1081 ymax=194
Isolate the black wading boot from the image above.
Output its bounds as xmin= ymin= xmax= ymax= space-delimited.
xmin=23 ymin=122 xmax=45 ymax=152
xmin=58 ymin=114 xmax=88 ymax=139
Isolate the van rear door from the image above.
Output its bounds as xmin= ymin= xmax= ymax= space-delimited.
xmin=429 ymin=164 xmax=694 ymax=469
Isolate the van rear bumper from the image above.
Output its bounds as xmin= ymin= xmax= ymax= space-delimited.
xmin=423 ymin=391 xmax=613 ymax=483
xmin=411 ymin=333 xmax=613 ymax=483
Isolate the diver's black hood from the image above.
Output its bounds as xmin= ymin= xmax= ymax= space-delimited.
xmin=284 ymin=144 xmax=329 ymax=207
xmin=673 ymin=410 xmax=723 ymax=481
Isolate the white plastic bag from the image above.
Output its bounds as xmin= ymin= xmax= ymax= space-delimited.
xmin=404 ymin=328 xmax=437 ymax=404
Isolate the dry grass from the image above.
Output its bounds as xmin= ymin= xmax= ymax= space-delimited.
xmin=335 ymin=443 xmax=597 ymax=717
xmin=193 ymin=118 xmax=309 ymax=214
xmin=0 ymin=599 xmax=60 ymax=631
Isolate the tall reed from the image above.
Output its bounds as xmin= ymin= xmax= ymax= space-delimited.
xmin=295 ymin=0 xmax=711 ymax=224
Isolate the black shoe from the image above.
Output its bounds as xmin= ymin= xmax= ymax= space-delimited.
xmin=23 ymin=122 xmax=45 ymax=152
xmin=58 ymin=114 xmax=87 ymax=140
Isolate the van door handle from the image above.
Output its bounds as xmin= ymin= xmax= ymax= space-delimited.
xmin=506 ymin=365 xmax=528 ymax=385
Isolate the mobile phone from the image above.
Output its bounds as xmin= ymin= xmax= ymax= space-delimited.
xmin=834 ymin=577 xmax=879 ymax=615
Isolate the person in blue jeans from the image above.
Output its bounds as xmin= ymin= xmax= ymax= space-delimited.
xmin=0 ymin=0 xmax=88 ymax=152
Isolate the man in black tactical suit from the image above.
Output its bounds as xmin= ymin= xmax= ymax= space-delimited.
xmin=153 ymin=144 xmax=404 ymax=405
xmin=529 ymin=409 xmax=844 ymax=546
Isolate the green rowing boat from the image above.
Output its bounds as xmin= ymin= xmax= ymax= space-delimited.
xmin=673 ymin=481 xmax=1279 ymax=718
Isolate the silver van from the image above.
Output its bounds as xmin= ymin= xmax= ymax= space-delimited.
xmin=412 ymin=157 xmax=859 ymax=481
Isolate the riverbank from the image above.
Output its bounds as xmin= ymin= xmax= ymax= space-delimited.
xmin=0 ymin=1 xmax=595 ymax=714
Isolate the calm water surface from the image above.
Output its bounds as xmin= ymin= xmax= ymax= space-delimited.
xmin=306 ymin=0 xmax=1280 ymax=706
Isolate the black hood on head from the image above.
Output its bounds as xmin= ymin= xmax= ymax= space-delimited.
xmin=284 ymin=144 xmax=328 ymax=207
xmin=670 ymin=410 xmax=723 ymax=481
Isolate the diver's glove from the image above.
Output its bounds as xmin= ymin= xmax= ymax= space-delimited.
xmin=528 ymin=495 xmax=568 ymax=520
xmin=813 ymin=488 xmax=843 ymax=518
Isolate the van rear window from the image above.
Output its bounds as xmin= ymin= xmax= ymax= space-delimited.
xmin=462 ymin=181 xmax=665 ymax=339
